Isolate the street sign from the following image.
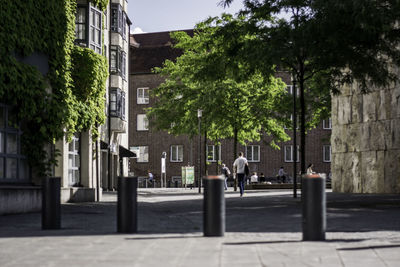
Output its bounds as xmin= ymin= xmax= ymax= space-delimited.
xmin=181 ymin=166 xmax=195 ymax=186
xmin=161 ymin=158 xmax=166 ymax=174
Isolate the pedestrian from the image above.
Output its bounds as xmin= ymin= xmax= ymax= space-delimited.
xmin=233 ymin=152 xmax=248 ymax=197
xmin=259 ymin=172 xmax=266 ymax=183
xmin=278 ymin=166 xmax=287 ymax=183
xmin=250 ymin=172 xmax=258 ymax=184
xmin=306 ymin=163 xmax=315 ymax=175
xmin=221 ymin=163 xmax=231 ymax=190
xmin=148 ymin=170 xmax=154 ymax=187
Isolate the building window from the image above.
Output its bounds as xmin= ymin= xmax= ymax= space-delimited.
xmin=121 ymin=51 xmax=126 ymax=80
xmin=323 ymin=118 xmax=332 ymax=129
xmin=68 ymin=133 xmax=80 ymax=186
xmin=137 ymin=114 xmax=149 ymax=131
xmin=246 ymin=145 xmax=260 ymax=162
xmin=122 ymin=12 xmax=127 ymax=40
xmin=284 ymin=145 xmax=299 ymax=162
xmin=111 ymin=3 xmax=127 ymax=39
xmin=137 ymin=87 xmax=149 ymax=104
xmin=110 ymin=45 xmax=125 ymax=78
xmin=323 ymin=145 xmax=331 ymax=162
xmin=207 ymin=145 xmax=221 ymax=162
xmin=75 ymin=5 xmax=102 ymax=54
xmin=171 ymin=145 xmax=183 ymax=162
xmin=89 ymin=6 xmax=102 ymax=54
xmin=110 ymin=88 xmax=126 ymax=120
xmin=136 ymin=146 xmax=149 ymax=163
xmin=0 ymin=104 xmax=29 ymax=183
xmin=75 ymin=6 xmax=87 ymax=46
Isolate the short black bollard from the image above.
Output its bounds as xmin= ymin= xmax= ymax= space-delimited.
xmin=203 ymin=175 xmax=225 ymax=237
xmin=302 ymin=174 xmax=326 ymax=241
xmin=117 ymin=176 xmax=138 ymax=233
xmin=42 ymin=177 xmax=61 ymax=230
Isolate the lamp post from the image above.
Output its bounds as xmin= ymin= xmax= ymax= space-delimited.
xmin=198 ymin=109 xmax=202 ymax=194
xmin=292 ymin=74 xmax=298 ymax=198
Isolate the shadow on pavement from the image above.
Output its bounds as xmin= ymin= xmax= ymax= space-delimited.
xmin=0 ymin=192 xmax=399 ymax=238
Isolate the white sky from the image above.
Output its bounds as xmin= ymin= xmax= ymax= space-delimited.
xmin=127 ymin=0 xmax=244 ymax=33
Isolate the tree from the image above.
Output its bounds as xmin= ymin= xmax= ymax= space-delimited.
xmin=147 ymin=20 xmax=289 ymax=168
xmin=218 ymin=0 xmax=400 ymax=173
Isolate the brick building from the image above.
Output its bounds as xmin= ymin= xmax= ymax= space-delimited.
xmin=129 ymin=31 xmax=331 ymax=186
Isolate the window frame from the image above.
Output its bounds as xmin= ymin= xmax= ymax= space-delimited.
xmin=0 ymin=104 xmax=30 ymax=183
xmin=246 ymin=145 xmax=260 ymax=162
xmin=137 ymin=87 xmax=150 ymax=104
xmin=89 ymin=6 xmax=102 ymax=54
xmin=206 ymin=144 xmax=221 ymax=162
xmin=323 ymin=145 xmax=331 ymax=162
xmin=323 ymin=118 xmax=332 ymax=129
xmin=110 ymin=88 xmax=126 ymax=120
xmin=137 ymin=114 xmax=149 ymax=131
xmin=170 ymin=145 xmax=183 ymax=162
xmin=136 ymin=146 xmax=149 ymax=163
xmin=284 ymin=145 xmax=300 ymax=162
xmin=75 ymin=6 xmax=87 ymax=46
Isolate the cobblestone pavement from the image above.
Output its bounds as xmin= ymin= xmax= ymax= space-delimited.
xmin=0 ymin=188 xmax=399 ymax=267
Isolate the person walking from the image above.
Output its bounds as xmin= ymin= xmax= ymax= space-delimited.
xmin=278 ymin=166 xmax=287 ymax=183
xmin=221 ymin=163 xmax=231 ymax=190
xmin=233 ymin=152 xmax=248 ymax=197
xmin=147 ymin=170 xmax=154 ymax=187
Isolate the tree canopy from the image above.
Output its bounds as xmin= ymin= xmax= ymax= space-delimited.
xmin=147 ymin=19 xmax=290 ymax=161
xmin=217 ymin=0 xmax=400 ymax=172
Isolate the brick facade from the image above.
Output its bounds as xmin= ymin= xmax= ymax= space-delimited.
xmin=129 ymin=31 xmax=331 ymax=185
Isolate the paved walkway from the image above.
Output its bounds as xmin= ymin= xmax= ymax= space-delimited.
xmin=0 ymin=188 xmax=399 ymax=267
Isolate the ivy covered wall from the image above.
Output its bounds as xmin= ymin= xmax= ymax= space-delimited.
xmin=0 ymin=0 xmax=109 ymax=176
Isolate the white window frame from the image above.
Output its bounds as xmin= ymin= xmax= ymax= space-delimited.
xmin=206 ymin=145 xmax=221 ymax=162
xmin=136 ymin=146 xmax=149 ymax=163
xmin=323 ymin=145 xmax=331 ymax=162
xmin=89 ymin=6 xmax=102 ymax=54
xmin=68 ymin=134 xmax=81 ymax=186
xmin=284 ymin=145 xmax=299 ymax=162
xmin=137 ymin=114 xmax=149 ymax=131
xmin=170 ymin=145 xmax=183 ymax=162
xmin=246 ymin=145 xmax=260 ymax=162
xmin=137 ymin=87 xmax=149 ymax=104
xmin=323 ymin=118 xmax=332 ymax=129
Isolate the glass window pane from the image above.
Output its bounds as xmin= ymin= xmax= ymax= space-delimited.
xmin=171 ymin=146 xmax=177 ymax=161
xmin=76 ymin=8 xmax=86 ymax=23
xmin=254 ymin=147 xmax=259 ymax=161
xmin=7 ymin=133 xmax=18 ymax=154
xmin=178 ymin=146 xmax=183 ymax=161
xmin=6 ymin=158 xmax=17 ymax=179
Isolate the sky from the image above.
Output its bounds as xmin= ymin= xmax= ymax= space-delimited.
xmin=127 ymin=0 xmax=244 ymax=34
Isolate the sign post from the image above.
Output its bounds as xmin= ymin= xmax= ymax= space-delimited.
xmin=161 ymin=152 xmax=166 ymax=188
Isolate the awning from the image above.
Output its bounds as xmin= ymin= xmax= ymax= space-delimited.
xmin=119 ymin=145 xmax=137 ymax=158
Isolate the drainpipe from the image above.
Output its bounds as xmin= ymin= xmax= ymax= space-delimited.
xmin=108 ymin=10 xmax=112 ymax=191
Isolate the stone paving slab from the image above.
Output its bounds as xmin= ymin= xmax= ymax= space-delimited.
xmin=0 ymin=188 xmax=399 ymax=267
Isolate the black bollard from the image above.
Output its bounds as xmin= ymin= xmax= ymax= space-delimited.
xmin=203 ymin=175 xmax=225 ymax=237
xmin=42 ymin=177 xmax=61 ymax=230
xmin=117 ymin=176 xmax=138 ymax=233
xmin=302 ymin=174 xmax=326 ymax=241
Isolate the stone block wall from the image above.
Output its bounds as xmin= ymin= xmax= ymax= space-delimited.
xmin=331 ymin=73 xmax=400 ymax=193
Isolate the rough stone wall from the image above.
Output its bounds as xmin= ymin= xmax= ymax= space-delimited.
xmin=331 ymin=70 xmax=400 ymax=193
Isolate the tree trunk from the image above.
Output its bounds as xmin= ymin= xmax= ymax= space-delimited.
xmin=299 ymin=71 xmax=306 ymax=174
